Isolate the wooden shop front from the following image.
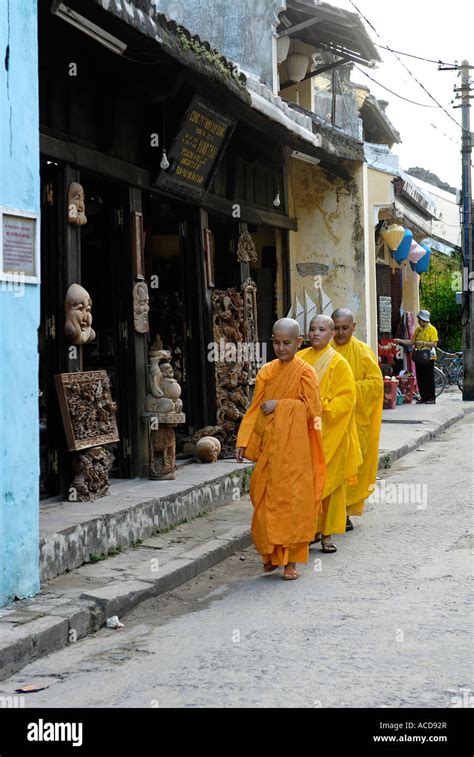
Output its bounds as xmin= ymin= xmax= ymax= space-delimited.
xmin=37 ymin=0 xmax=298 ymax=501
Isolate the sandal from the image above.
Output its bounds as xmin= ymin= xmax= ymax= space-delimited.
xmin=282 ymin=565 xmax=299 ymax=580
xmin=345 ymin=517 xmax=354 ymax=532
xmin=321 ymin=540 xmax=337 ymax=553
xmin=263 ymin=561 xmax=278 ymax=573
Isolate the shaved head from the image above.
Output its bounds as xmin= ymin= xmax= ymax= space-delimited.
xmin=272 ymin=318 xmax=303 ymax=362
xmin=273 ymin=318 xmax=300 ymax=338
xmin=309 ymin=314 xmax=335 ymax=330
xmin=331 ymin=308 xmax=356 ymax=345
xmin=331 ymin=308 xmax=354 ymax=323
xmin=308 ymin=314 xmax=336 ymax=351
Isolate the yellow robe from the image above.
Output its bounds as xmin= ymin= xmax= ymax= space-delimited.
xmin=236 ymin=357 xmax=326 ymax=565
xmin=331 ymin=336 xmax=383 ymax=516
xmin=298 ymin=345 xmax=361 ymax=535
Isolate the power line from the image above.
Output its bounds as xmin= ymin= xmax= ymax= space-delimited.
xmin=355 ymin=66 xmax=440 ymax=108
xmin=429 ymin=122 xmax=459 ymax=145
xmin=349 ymin=0 xmax=467 ymax=133
xmin=375 ymin=44 xmax=456 ymax=67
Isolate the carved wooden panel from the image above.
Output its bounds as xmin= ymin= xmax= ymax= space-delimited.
xmin=241 ymin=278 xmax=259 ymax=386
xmin=55 ymin=370 xmax=120 ymax=452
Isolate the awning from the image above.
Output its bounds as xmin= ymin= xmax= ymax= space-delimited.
xmin=278 ymin=0 xmax=381 ymax=68
xmin=83 ymin=0 xmax=323 ymax=158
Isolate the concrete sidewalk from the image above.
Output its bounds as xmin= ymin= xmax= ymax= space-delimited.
xmin=0 ymin=389 xmax=472 ymax=682
xmin=379 ymin=388 xmax=472 ymax=466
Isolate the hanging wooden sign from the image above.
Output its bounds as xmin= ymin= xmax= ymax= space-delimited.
xmin=155 ymin=97 xmax=235 ymax=200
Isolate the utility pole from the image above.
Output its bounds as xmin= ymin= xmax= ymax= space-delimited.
xmin=440 ymin=60 xmax=474 ymax=399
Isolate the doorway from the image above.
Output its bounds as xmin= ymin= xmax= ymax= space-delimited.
xmin=142 ymin=194 xmax=207 ymax=441
xmin=80 ymin=174 xmax=135 ymax=478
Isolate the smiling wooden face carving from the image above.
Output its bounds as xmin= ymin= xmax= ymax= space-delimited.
xmin=65 ymin=283 xmax=96 ymax=345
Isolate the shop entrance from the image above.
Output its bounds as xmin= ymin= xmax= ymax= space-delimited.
xmin=142 ymin=194 xmax=207 ymax=442
xmin=39 ymin=164 xmax=136 ymax=500
xmin=80 ymin=173 xmax=135 ymax=479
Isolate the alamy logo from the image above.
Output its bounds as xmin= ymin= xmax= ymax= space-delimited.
xmin=27 ymin=719 xmax=83 ymax=748
xmin=367 ymin=481 xmax=428 ymax=510
xmin=207 ymin=338 xmax=266 ymax=366
xmin=0 ymin=695 xmax=25 ymax=708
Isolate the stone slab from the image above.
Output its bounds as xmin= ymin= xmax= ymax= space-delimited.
xmin=0 ymin=616 xmax=69 ymax=682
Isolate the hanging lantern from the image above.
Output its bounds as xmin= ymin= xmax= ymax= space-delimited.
xmin=381 ymin=224 xmax=405 ymax=251
xmin=393 ymin=228 xmax=412 ymax=264
xmin=408 ymin=240 xmax=426 ymax=265
xmin=414 ymin=242 xmax=431 ymax=274
xmin=277 ymin=36 xmax=291 ymax=64
xmin=285 ymin=53 xmax=309 ymax=83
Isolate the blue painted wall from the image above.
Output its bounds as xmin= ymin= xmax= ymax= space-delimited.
xmin=0 ymin=0 xmax=40 ymax=606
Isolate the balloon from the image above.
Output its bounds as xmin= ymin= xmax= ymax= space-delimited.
xmin=393 ymin=229 xmax=412 ymax=263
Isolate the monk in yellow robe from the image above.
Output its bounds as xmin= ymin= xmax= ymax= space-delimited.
xmin=298 ymin=315 xmax=361 ymax=552
xmin=331 ymin=308 xmax=384 ymax=529
xmin=236 ymin=318 xmax=326 ymax=580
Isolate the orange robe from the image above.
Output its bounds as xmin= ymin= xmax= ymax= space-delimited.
xmin=236 ymin=357 xmax=326 ymax=565
xmin=331 ymin=336 xmax=384 ymax=516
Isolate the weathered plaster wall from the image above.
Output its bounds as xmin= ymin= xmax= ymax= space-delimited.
xmin=288 ymin=157 xmax=368 ymax=341
xmin=0 ymin=0 xmax=40 ymax=606
xmin=142 ymin=0 xmax=285 ymax=85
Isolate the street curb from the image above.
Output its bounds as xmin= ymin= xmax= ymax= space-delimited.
xmin=0 ymin=524 xmax=252 ymax=683
xmin=378 ymin=405 xmax=473 ymax=469
xmin=1 ymin=405 xmax=471 ymax=683
xmin=40 ymin=464 xmax=254 ymax=582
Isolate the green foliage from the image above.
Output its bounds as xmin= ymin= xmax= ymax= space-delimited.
xmin=88 ymin=545 xmax=123 ymax=562
xmin=420 ymin=252 xmax=462 ymax=351
xmin=379 ymin=453 xmax=392 ymax=470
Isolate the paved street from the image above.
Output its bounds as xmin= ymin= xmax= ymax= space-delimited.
xmin=0 ymin=417 xmax=472 ymax=708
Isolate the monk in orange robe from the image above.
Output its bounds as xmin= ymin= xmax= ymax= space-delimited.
xmin=331 ymin=308 xmax=384 ymax=530
xmin=236 ymin=318 xmax=326 ymax=580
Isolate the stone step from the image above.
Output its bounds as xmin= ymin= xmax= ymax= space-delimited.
xmin=39 ymin=461 xmax=253 ymax=582
xmin=0 ymin=499 xmax=253 ymax=682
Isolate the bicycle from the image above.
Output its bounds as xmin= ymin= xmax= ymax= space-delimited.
xmin=434 ymin=365 xmax=446 ymax=397
xmin=435 ymin=348 xmax=463 ymax=392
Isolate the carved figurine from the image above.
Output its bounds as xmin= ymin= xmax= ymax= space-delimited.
xmin=133 ymin=281 xmax=150 ymax=333
xmin=149 ymin=426 xmax=176 ymax=480
xmin=144 ymin=346 xmax=185 ymax=480
xmin=67 ymin=182 xmax=87 ymax=226
xmin=64 ymin=283 xmax=96 ymax=345
xmin=146 ymin=352 xmax=183 ymax=415
xmin=71 ymin=446 xmax=114 ymax=501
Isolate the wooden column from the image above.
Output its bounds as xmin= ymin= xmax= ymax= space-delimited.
xmin=130 ymin=186 xmax=149 ymax=479
xmin=63 ymin=165 xmax=82 ymax=373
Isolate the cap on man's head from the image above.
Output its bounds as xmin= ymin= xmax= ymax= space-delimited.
xmin=417 ymin=310 xmax=430 ymax=322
